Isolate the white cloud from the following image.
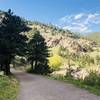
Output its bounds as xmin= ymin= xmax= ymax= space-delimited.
xmin=74 ymin=13 xmax=84 ymax=20
xmin=88 ymin=13 xmax=100 ymax=24
xmin=59 ymin=13 xmax=100 ymax=33
xmin=60 ymin=15 xmax=73 ymax=23
xmin=63 ymin=24 xmax=91 ymax=33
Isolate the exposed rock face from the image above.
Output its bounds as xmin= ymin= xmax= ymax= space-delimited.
xmin=45 ymin=35 xmax=95 ymax=53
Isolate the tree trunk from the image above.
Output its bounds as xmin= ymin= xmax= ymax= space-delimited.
xmin=31 ymin=60 xmax=34 ymax=71
xmin=0 ymin=64 xmax=2 ymax=71
xmin=34 ymin=60 xmax=38 ymax=68
xmin=4 ymin=64 xmax=11 ymax=75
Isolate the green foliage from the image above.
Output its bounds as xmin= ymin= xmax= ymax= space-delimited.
xmin=84 ymin=71 xmax=100 ymax=86
xmin=48 ymin=55 xmax=63 ymax=71
xmin=0 ymin=75 xmax=19 ymax=100
xmin=0 ymin=9 xmax=29 ymax=75
xmin=27 ymin=29 xmax=51 ymax=74
xmin=12 ymin=56 xmax=27 ymax=68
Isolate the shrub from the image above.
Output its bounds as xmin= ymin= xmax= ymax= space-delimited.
xmin=84 ymin=71 xmax=100 ymax=86
xmin=48 ymin=55 xmax=63 ymax=71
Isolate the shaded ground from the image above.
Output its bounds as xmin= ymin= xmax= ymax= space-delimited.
xmin=12 ymin=69 xmax=100 ymax=100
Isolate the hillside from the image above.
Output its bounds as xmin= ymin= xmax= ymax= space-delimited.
xmin=23 ymin=21 xmax=100 ymax=78
xmin=86 ymin=32 xmax=100 ymax=46
xmin=25 ymin=21 xmax=96 ymax=53
xmin=1 ymin=10 xmax=99 ymax=74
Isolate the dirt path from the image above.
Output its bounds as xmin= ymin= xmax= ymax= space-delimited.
xmin=12 ymin=69 xmax=100 ymax=100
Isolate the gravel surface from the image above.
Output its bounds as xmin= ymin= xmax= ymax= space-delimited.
xmin=12 ymin=69 xmax=100 ymax=100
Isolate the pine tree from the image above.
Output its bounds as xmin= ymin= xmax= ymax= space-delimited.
xmin=0 ymin=9 xmax=30 ymax=75
xmin=28 ymin=29 xmax=51 ymax=74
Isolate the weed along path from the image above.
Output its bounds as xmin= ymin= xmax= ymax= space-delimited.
xmin=12 ymin=69 xmax=100 ymax=100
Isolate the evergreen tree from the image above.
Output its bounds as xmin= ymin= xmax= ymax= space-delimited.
xmin=0 ymin=9 xmax=30 ymax=75
xmin=28 ymin=29 xmax=51 ymax=74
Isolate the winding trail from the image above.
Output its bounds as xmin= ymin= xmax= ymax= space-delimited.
xmin=12 ymin=69 xmax=100 ymax=100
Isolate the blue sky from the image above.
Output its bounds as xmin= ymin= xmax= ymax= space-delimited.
xmin=0 ymin=0 xmax=100 ymax=33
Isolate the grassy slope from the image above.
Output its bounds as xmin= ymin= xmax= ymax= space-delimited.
xmin=0 ymin=75 xmax=19 ymax=100
xmin=86 ymin=32 xmax=100 ymax=46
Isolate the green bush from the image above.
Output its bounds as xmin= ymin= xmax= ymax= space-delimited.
xmin=84 ymin=71 xmax=100 ymax=86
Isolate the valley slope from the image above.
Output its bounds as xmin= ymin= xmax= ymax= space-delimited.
xmin=86 ymin=32 xmax=100 ymax=46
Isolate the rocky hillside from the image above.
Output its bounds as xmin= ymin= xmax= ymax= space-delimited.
xmin=25 ymin=21 xmax=100 ymax=78
xmin=26 ymin=21 xmax=96 ymax=53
